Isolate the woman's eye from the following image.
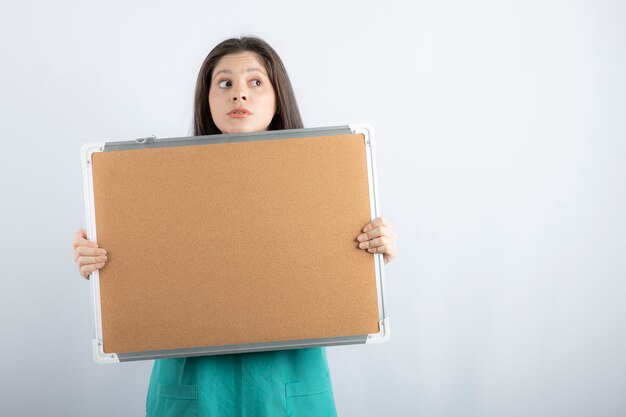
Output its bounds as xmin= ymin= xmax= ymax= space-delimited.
xmin=218 ymin=80 xmax=232 ymax=88
xmin=250 ymin=79 xmax=262 ymax=87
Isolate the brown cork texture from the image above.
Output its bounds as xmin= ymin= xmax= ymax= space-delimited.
xmin=91 ymin=133 xmax=380 ymax=354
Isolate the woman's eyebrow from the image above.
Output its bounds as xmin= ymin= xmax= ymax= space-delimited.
xmin=213 ymin=68 xmax=267 ymax=80
xmin=245 ymin=67 xmax=266 ymax=75
xmin=212 ymin=69 xmax=232 ymax=79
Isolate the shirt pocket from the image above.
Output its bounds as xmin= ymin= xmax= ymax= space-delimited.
xmin=285 ymin=377 xmax=337 ymax=417
xmin=149 ymin=382 xmax=198 ymax=417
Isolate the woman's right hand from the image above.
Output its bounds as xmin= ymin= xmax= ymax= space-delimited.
xmin=73 ymin=228 xmax=108 ymax=279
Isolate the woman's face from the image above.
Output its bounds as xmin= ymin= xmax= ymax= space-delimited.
xmin=208 ymin=52 xmax=277 ymax=134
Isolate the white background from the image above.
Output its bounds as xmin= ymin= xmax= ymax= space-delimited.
xmin=1 ymin=1 xmax=625 ymax=416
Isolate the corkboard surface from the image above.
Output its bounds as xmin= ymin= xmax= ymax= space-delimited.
xmin=91 ymin=133 xmax=379 ymax=354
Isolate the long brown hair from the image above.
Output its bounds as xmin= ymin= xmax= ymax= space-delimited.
xmin=193 ymin=37 xmax=303 ymax=136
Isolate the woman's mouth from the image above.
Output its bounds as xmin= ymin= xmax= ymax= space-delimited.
xmin=228 ymin=108 xmax=252 ymax=118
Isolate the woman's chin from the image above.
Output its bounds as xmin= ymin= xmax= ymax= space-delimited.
xmin=218 ymin=120 xmax=270 ymax=135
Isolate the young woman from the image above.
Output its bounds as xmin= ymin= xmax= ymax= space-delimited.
xmin=72 ymin=36 xmax=398 ymax=417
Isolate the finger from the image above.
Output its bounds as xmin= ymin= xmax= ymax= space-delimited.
xmin=359 ymin=237 xmax=388 ymax=250
xmin=383 ymin=242 xmax=398 ymax=264
xmin=77 ymin=255 xmax=108 ymax=266
xmin=80 ymin=262 xmax=105 ymax=279
xmin=356 ymin=226 xmax=390 ymax=242
xmin=72 ymin=229 xmax=87 ymax=247
xmin=74 ymin=246 xmax=107 ymax=260
xmin=73 ymin=230 xmax=98 ymax=250
xmin=362 ymin=216 xmax=389 ymax=233
xmin=367 ymin=246 xmax=385 ymax=254
xmin=384 ymin=253 xmax=395 ymax=264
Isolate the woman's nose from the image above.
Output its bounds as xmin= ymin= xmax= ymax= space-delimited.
xmin=231 ymin=90 xmax=247 ymax=102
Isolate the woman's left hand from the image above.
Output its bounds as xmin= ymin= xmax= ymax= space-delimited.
xmin=356 ymin=216 xmax=397 ymax=264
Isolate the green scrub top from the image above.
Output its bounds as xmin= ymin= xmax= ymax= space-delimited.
xmin=146 ymin=347 xmax=337 ymax=417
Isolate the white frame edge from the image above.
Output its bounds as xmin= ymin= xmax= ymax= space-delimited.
xmin=81 ymin=143 xmax=114 ymax=363
xmin=92 ymin=339 xmax=120 ymax=364
xmin=349 ymin=123 xmax=390 ymax=344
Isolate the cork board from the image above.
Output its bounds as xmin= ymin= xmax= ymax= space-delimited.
xmin=90 ymin=132 xmax=380 ymax=354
